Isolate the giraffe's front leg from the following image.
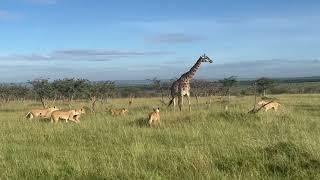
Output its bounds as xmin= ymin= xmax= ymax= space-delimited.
xmin=186 ymin=94 xmax=191 ymax=112
xmin=178 ymin=96 xmax=183 ymax=112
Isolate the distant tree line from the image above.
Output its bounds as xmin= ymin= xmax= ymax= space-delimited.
xmin=0 ymin=77 xmax=319 ymax=107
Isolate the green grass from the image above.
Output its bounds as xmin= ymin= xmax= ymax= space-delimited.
xmin=0 ymin=95 xmax=320 ymax=179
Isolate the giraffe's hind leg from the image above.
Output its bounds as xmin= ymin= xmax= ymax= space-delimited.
xmin=173 ymin=98 xmax=176 ymax=112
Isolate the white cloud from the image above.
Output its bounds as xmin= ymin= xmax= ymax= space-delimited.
xmin=0 ymin=49 xmax=175 ymax=62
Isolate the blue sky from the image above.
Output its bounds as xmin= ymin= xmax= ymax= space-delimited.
xmin=0 ymin=0 xmax=320 ymax=82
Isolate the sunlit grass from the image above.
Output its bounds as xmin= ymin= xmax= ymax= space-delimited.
xmin=0 ymin=95 xmax=319 ymax=179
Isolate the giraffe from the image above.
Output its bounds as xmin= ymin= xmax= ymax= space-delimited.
xmin=168 ymin=54 xmax=213 ymax=112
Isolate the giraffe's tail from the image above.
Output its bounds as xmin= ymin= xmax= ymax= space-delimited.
xmin=168 ymin=99 xmax=174 ymax=107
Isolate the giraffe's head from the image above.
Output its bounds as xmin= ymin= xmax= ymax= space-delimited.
xmin=199 ymin=54 xmax=213 ymax=63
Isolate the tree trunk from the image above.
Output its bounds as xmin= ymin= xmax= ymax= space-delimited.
xmin=207 ymin=97 xmax=212 ymax=108
xmin=6 ymin=97 xmax=10 ymax=103
xmin=100 ymin=98 xmax=104 ymax=105
xmin=91 ymin=96 xmax=97 ymax=113
xmin=252 ymin=82 xmax=257 ymax=110
xmin=195 ymin=94 xmax=199 ymax=105
xmin=254 ymin=88 xmax=257 ymax=110
xmin=50 ymin=96 xmax=57 ymax=107
xmin=0 ymin=98 xmax=3 ymax=108
xmin=68 ymin=95 xmax=74 ymax=109
xmin=41 ymin=98 xmax=47 ymax=108
xmin=263 ymin=89 xmax=266 ymax=97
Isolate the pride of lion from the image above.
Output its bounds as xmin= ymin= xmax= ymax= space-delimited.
xmin=24 ymin=98 xmax=281 ymax=126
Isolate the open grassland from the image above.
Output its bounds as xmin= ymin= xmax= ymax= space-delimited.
xmin=0 ymin=94 xmax=320 ymax=179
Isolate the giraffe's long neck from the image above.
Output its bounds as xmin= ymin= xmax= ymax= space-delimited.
xmin=185 ymin=58 xmax=202 ymax=80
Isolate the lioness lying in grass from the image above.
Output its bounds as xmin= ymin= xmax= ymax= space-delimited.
xmin=258 ymin=100 xmax=281 ymax=112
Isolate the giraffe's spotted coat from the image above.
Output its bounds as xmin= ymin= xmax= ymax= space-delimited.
xmin=168 ymin=54 xmax=213 ymax=111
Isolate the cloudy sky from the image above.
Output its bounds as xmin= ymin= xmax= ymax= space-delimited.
xmin=1 ymin=0 xmax=320 ymax=82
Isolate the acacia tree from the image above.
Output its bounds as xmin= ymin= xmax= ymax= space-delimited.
xmin=0 ymin=84 xmax=10 ymax=103
xmin=256 ymin=77 xmax=276 ymax=96
xmin=86 ymin=81 xmax=115 ymax=112
xmin=250 ymin=81 xmax=258 ymax=110
xmin=206 ymin=81 xmax=221 ymax=97
xmin=191 ymin=79 xmax=207 ymax=104
xmin=148 ymin=77 xmax=166 ymax=101
xmin=219 ymin=76 xmax=237 ymax=101
xmin=52 ymin=78 xmax=75 ymax=103
xmin=190 ymin=79 xmax=220 ymax=107
xmin=52 ymin=78 xmax=88 ymax=107
xmin=9 ymin=84 xmax=29 ymax=101
xmin=28 ymin=79 xmax=55 ymax=108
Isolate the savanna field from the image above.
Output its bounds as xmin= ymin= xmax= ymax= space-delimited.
xmin=0 ymin=94 xmax=319 ymax=179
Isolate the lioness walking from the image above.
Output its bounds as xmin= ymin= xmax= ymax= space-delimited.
xmin=50 ymin=109 xmax=85 ymax=123
xmin=109 ymin=108 xmax=129 ymax=116
xmin=258 ymin=100 xmax=281 ymax=112
xmin=148 ymin=108 xmax=160 ymax=126
xmin=26 ymin=106 xmax=59 ymax=120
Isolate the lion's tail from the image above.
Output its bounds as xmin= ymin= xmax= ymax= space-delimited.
xmin=25 ymin=112 xmax=31 ymax=119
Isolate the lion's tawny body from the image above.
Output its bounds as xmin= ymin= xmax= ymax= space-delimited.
xmin=26 ymin=107 xmax=59 ymax=120
xmin=110 ymin=108 xmax=128 ymax=116
xmin=258 ymin=100 xmax=281 ymax=112
xmin=50 ymin=109 xmax=85 ymax=123
xmin=148 ymin=108 xmax=160 ymax=126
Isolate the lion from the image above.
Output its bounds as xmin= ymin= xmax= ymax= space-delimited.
xmin=257 ymin=100 xmax=281 ymax=112
xmin=73 ymin=114 xmax=81 ymax=122
xmin=148 ymin=107 xmax=160 ymax=126
xmin=109 ymin=108 xmax=129 ymax=116
xmin=26 ymin=106 xmax=59 ymax=120
xmin=50 ymin=108 xmax=85 ymax=123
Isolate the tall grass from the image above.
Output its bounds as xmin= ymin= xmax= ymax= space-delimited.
xmin=0 ymin=95 xmax=319 ymax=179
